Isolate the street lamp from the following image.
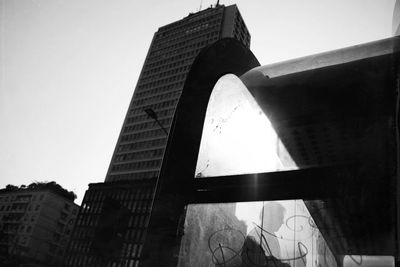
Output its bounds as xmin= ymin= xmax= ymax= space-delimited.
xmin=144 ymin=108 xmax=168 ymax=136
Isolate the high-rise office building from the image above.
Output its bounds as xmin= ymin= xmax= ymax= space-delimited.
xmin=63 ymin=4 xmax=251 ymax=267
xmin=106 ymin=4 xmax=250 ymax=183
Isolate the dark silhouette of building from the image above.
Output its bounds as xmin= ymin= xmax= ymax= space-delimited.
xmin=63 ymin=4 xmax=251 ymax=267
xmin=0 ymin=182 xmax=79 ymax=267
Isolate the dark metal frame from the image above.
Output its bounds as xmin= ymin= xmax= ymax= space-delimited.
xmin=140 ymin=37 xmax=400 ymax=266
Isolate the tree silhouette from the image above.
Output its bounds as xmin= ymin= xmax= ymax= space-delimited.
xmin=2 ymin=181 xmax=76 ymax=201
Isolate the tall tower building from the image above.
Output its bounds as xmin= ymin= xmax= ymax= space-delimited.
xmin=63 ymin=4 xmax=250 ymax=267
xmin=105 ymin=4 xmax=250 ymax=183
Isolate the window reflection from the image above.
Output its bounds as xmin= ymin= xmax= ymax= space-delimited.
xmin=178 ymin=200 xmax=337 ymax=267
xmin=195 ymin=74 xmax=296 ymax=178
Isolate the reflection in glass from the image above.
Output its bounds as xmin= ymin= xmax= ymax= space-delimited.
xmin=178 ymin=200 xmax=337 ymax=267
xmin=195 ymin=74 xmax=296 ymax=178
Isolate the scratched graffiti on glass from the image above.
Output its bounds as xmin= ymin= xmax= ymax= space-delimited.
xmin=195 ymin=74 xmax=297 ymax=178
xmin=178 ymin=200 xmax=337 ymax=267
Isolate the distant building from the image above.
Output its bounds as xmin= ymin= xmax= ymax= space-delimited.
xmin=0 ymin=184 xmax=79 ymax=266
xmin=64 ymin=4 xmax=251 ymax=267
xmin=64 ymin=180 xmax=154 ymax=267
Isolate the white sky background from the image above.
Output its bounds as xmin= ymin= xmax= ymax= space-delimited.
xmin=0 ymin=0 xmax=396 ymax=204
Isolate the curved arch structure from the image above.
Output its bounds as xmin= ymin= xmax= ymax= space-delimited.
xmin=140 ymin=38 xmax=260 ymax=266
xmin=140 ymin=37 xmax=400 ymax=266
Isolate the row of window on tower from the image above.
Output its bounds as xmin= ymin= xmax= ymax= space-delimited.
xmin=150 ymin=25 xmax=220 ymax=59
xmin=137 ymin=73 xmax=187 ymax=92
xmin=132 ymin=90 xmax=181 ymax=108
xmin=134 ymin=81 xmax=182 ymax=100
xmin=144 ymin=30 xmax=219 ymax=73
xmin=144 ymin=48 xmax=205 ymax=73
xmin=111 ymin=159 xmax=162 ymax=173
xmin=108 ymin=170 xmax=159 ymax=182
xmin=135 ymin=77 xmax=185 ymax=97
xmin=76 ymin=204 xmax=150 ymax=229
xmin=83 ymin=187 xmax=153 ymax=204
xmin=155 ymin=8 xmax=223 ymax=42
xmin=142 ymin=58 xmax=191 ymax=78
xmin=157 ymin=12 xmax=221 ymax=39
xmin=140 ymin=64 xmax=190 ymax=83
xmin=114 ymin=148 xmax=164 ymax=163
xmin=0 ymin=203 xmax=41 ymax=212
xmin=124 ymin=118 xmax=172 ymax=134
xmin=147 ymin=30 xmax=219 ymax=65
xmin=117 ymin=138 xmax=167 ymax=153
xmin=120 ymin=128 xmax=169 ymax=143
xmin=126 ymin=107 xmax=175 ymax=125
xmin=129 ymin=99 xmax=178 ymax=116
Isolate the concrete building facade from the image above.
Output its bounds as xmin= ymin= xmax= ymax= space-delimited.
xmin=105 ymin=4 xmax=250 ymax=182
xmin=0 ymin=186 xmax=79 ymax=266
xmin=63 ymin=4 xmax=251 ymax=267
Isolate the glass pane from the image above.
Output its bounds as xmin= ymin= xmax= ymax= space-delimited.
xmin=195 ymin=74 xmax=296 ymax=178
xmin=343 ymin=255 xmax=394 ymax=267
xmin=178 ymin=200 xmax=337 ymax=267
xmin=196 ymin=57 xmax=392 ymax=178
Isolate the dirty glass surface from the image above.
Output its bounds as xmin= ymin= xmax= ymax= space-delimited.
xmin=195 ymin=65 xmax=387 ymax=178
xmin=178 ymin=200 xmax=337 ymax=267
xmin=190 ymin=46 xmax=396 ymax=266
xmin=342 ymin=255 xmax=394 ymax=267
xmin=195 ymin=74 xmax=297 ymax=178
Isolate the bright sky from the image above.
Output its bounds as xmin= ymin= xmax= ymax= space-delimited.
xmin=0 ymin=0 xmax=396 ymax=204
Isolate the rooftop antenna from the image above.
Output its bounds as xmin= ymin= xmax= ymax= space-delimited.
xmin=199 ymin=0 xmax=203 ymax=11
xmin=216 ymin=0 xmax=220 ymax=6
